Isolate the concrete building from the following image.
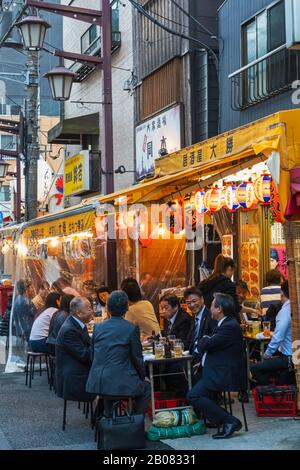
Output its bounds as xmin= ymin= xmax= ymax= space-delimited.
xmin=48 ymin=0 xmax=135 ymax=205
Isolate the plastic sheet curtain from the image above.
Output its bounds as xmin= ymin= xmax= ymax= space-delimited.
xmin=5 ymin=233 xmax=106 ymax=373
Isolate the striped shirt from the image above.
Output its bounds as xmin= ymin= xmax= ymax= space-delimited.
xmin=260 ymin=286 xmax=281 ymax=316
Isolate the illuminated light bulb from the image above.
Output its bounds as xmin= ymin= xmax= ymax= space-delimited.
xmin=158 ymin=227 xmax=165 ymax=236
xmin=50 ymin=238 xmax=59 ymax=248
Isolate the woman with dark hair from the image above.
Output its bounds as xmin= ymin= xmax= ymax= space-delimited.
xmin=29 ymin=293 xmax=61 ymax=353
xmin=47 ymin=294 xmax=75 ymax=355
xmin=199 ymin=254 xmax=239 ymax=314
xmin=95 ymin=286 xmax=111 ymax=316
xmin=121 ymin=278 xmax=160 ymax=338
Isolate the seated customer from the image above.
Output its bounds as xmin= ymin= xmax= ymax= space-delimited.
xmin=56 ymin=297 xmax=94 ymax=403
xmin=187 ymin=293 xmax=245 ymax=439
xmin=86 ymin=291 xmax=151 ymax=414
xmin=260 ymin=270 xmax=282 ymax=317
xmin=160 ymin=294 xmax=191 ymax=341
xmin=47 ymin=294 xmax=74 ymax=355
xmin=29 ymin=293 xmax=60 ymax=353
xmin=121 ymin=278 xmax=160 ymax=339
xmin=251 ymin=281 xmax=293 ymax=385
xmin=32 ymin=281 xmax=50 ymax=318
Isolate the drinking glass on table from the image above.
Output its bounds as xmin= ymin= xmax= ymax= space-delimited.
xmin=174 ymin=339 xmax=183 ymax=358
xmin=154 ymin=342 xmax=164 ymax=359
xmin=168 ymin=335 xmax=176 ymax=350
xmin=263 ymin=321 xmax=271 ymax=337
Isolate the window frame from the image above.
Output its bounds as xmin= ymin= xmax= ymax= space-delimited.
xmin=241 ymin=0 xmax=286 ymax=67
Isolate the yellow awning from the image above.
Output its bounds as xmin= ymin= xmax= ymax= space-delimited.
xmin=99 ymin=109 xmax=300 ymax=220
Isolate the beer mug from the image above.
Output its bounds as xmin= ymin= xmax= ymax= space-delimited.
xmin=246 ymin=321 xmax=253 ymax=336
xmin=174 ymin=339 xmax=183 ymax=358
xmin=154 ymin=342 xmax=164 ymax=360
xmin=168 ymin=335 xmax=176 ymax=350
xmin=252 ymin=321 xmax=261 ymax=336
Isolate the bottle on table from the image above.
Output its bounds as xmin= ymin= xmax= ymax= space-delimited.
xmin=164 ymin=337 xmax=172 ymax=359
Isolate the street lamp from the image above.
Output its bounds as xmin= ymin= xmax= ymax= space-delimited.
xmin=43 ymin=65 xmax=76 ymax=101
xmin=16 ymin=15 xmax=51 ymax=50
xmin=0 ymin=160 xmax=10 ymax=180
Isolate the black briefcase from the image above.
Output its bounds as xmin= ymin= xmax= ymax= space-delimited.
xmin=97 ymin=407 xmax=145 ymax=450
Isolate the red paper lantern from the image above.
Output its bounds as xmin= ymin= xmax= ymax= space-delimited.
xmin=204 ymin=187 xmax=223 ymax=213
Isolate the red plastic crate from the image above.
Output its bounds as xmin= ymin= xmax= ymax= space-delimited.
xmin=252 ymin=386 xmax=298 ymax=417
xmin=147 ymin=392 xmax=187 ymax=418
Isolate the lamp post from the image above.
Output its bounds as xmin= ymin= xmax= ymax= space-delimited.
xmin=16 ymin=0 xmax=117 ymax=288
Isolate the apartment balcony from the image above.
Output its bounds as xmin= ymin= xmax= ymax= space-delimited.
xmin=69 ymin=31 xmax=121 ymax=83
xmin=229 ymin=45 xmax=300 ymax=111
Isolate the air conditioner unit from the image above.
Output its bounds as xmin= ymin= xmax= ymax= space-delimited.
xmin=286 ymin=0 xmax=300 ymax=49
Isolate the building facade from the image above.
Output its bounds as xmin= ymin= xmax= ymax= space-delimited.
xmin=219 ymin=0 xmax=300 ymax=132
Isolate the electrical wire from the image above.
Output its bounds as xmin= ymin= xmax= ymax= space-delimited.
xmin=168 ymin=0 xmax=217 ymax=39
xmin=150 ymin=8 xmax=214 ymax=39
xmin=128 ymin=0 xmax=218 ymax=73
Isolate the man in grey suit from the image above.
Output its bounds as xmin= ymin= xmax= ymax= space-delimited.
xmin=86 ymin=290 xmax=151 ymax=414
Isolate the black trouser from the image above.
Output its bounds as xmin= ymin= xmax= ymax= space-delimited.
xmin=187 ymin=380 xmax=237 ymax=426
xmin=251 ymin=353 xmax=290 ymax=385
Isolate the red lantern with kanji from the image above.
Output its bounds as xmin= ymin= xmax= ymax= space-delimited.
xmin=270 ymin=180 xmax=283 ymax=223
xmin=204 ymin=187 xmax=223 ymax=213
xmin=164 ymin=200 xmax=184 ymax=233
xmin=254 ymin=174 xmax=271 ymax=204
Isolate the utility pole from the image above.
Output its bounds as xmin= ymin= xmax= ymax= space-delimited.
xmin=25 ymin=49 xmax=39 ymax=221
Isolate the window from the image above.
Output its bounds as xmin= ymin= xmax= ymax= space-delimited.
xmin=0 ymin=186 xmax=10 ymax=202
xmin=242 ymin=1 xmax=286 ymax=66
xmin=0 ymin=135 xmax=16 ymax=150
xmin=241 ymin=0 xmax=286 ymax=105
xmin=81 ymin=24 xmax=98 ymax=54
xmin=111 ymin=0 xmax=120 ymax=33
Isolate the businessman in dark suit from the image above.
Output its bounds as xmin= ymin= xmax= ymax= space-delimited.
xmin=160 ymin=294 xmax=192 ymax=341
xmin=183 ymin=287 xmax=217 ymax=383
xmin=86 ymin=291 xmax=151 ymax=414
xmin=187 ymin=293 xmax=245 ymax=439
xmin=55 ymin=296 xmax=94 ymax=403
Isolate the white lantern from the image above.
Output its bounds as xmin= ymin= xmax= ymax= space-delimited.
xmin=44 ymin=66 xmax=77 ymax=101
xmin=16 ymin=16 xmax=51 ymax=51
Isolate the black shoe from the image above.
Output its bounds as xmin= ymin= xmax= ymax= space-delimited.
xmin=212 ymin=419 xmax=242 ymax=439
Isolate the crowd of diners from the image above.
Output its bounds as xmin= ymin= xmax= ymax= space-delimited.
xmin=7 ymin=254 xmax=294 ymax=440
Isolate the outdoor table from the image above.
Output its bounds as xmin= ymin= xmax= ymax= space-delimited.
xmin=144 ymin=355 xmax=193 ymax=418
xmin=244 ymin=334 xmax=272 ymax=392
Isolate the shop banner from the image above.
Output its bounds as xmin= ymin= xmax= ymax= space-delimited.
xmin=135 ymin=105 xmax=182 ymax=180
xmin=64 ymin=150 xmax=90 ymax=196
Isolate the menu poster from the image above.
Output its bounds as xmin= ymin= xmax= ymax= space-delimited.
xmin=270 ymin=245 xmax=288 ymax=280
xmin=241 ymin=241 xmax=260 ymax=298
xmin=222 ymin=235 xmax=233 ymax=258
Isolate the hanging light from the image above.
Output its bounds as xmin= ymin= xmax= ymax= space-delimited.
xmin=237 ymin=181 xmax=257 ymax=210
xmin=254 ymin=174 xmax=271 ymax=204
xmin=43 ymin=65 xmax=77 ymax=101
xmin=223 ymin=184 xmax=239 ymax=212
xmin=204 ymin=187 xmax=223 ymax=213
xmin=194 ymin=190 xmax=208 ymax=214
xmin=16 ymin=15 xmax=51 ymax=50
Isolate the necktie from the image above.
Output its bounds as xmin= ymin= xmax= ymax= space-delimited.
xmin=193 ymin=317 xmax=200 ymax=353
xmin=167 ymin=320 xmax=172 ymax=335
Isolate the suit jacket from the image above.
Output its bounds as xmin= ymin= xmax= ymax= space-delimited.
xmin=86 ymin=316 xmax=146 ymax=397
xmin=199 ymin=315 xmax=246 ymax=392
xmin=162 ymin=309 xmax=192 ymax=342
xmin=199 ymin=275 xmax=240 ymax=314
xmin=185 ymin=307 xmax=216 ymax=354
xmin=55 ymin=316 xmax=93 ymax=402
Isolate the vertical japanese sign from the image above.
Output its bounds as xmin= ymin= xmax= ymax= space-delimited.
xmin=135 ymin=104 xmax=182 ymax=180
xmin=64 ymin=150 xmax=90 ymax=196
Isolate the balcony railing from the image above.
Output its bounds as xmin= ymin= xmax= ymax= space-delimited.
xmin=229 ymin=45 xmax=300 ymax=111
xmin=70 ymin=31 xmax=121 ymax=83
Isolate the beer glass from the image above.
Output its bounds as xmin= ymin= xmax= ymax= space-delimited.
xmin=174 ymin=340 xmax=183 ymax=358
xmin=154 ymin=342 xmax=164 ymax=359
xmin=263 ymin=321 xmax=271 ymax=337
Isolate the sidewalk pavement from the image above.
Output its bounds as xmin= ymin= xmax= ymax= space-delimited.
xmin=0 ymin=368 xmax=299 ymax=450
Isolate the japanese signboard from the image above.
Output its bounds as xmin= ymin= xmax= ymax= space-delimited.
xmin=64 ymin=150 xmax=90 ymax=196
xmin=135 ymin=104 xmax=182 ymax=180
